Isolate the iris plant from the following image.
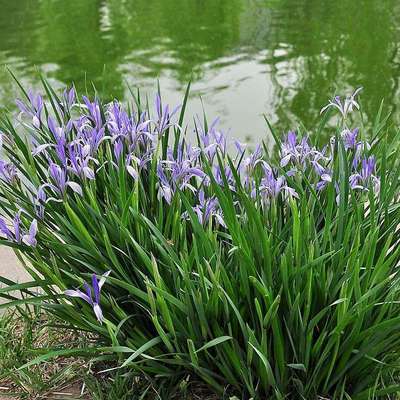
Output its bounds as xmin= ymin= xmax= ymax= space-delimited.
xmin=65 ymin=271 xmax=111 ymax=323
xmin=0 ymin=82 xmax=397 ymax=400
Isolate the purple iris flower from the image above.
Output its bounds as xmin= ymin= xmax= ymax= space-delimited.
xmin=130 ymin=113 xmax=152 ymax=149
xmin=234 ymin=140 xmax=247 ymax=158
xmin=287 ymin=131 xmax=297 ymax=149
xmin=63 ymin=87 xmax=76 ymax=109
xmin=280 ymin=132 xmax=298 ymax=167
xmin=54 ymin=87 xmax=76 ymax=117
xmin=154 ymin=94 xmax=180 ymax=135
xmin=16 ymin=91 xmax=44 ymax=128
xmin=163 ymin=144 xmax=205 ymax=193
xmin=212 ymin=165 xmax=236 ymax=191
xmin=0 ymin=212 xmax=37 ymax=247
xmin=243 ymin=144 xmax=263 ymax=169
xmin=310 ymin=147 xmax=331 ymax=187
xmin=111 ymin=141 xmax=140 ymax=180
xmin=351 ymin=140 xmax=371 ymax=170
xmin=195 ymin=117 xmax=223 ymax=161
xmin=0 ymin=160 xmax=18 ymax=184
xmin=122 ymin=154 xmax=139 ymax=180
xmin=131 ymin=149 xmax=153 ymax=170
xmin=310 ymin=155 xmax=327 ymax=176
xmin=69 ymin=120 xmax=102 ymax=161
xmin=12 ymin=213 xmax=21 ymax=243
xmin=22 ymin=219 xmax=38 ymax=247
xmin=213 ymin=129 xmax=227 ymax=155
xmin=68 ymin=143 xmax=95 ymax=180
xmin=47 ymin=116 xmax=64 ymax=141
xmin=257 ymin=165 xmax=298 ymax=200
xmin=0 ymin=217 xmax=13 ymax=240
xmin=107 ymin=102 xmax=152 ymax=160
xmin=106 ymin=103 xmax=146 ymax=170
xmin=107 ymin=102 xmax=124 ymax=135
xmin=183 ymin=144 xmax=202 ymax=165
xmin=361 ymin=156 xmax=375 ymax=179
xmin=91 ymin=128 xmax=106 ymax=153
xmin=82 ymin=96 xmax=103 ymax=129
xmin=320 ymin=87 xmax=362 ymax=119
xmin=42 ymin=162 xmax=82 ymax=198
xmin=107 ymin=101 xmax=141 ymax=141
xmin=170 ymin=160 xmax=204 ymax=191
xmin=124 ymin=147 xmax=153 ymax=181
xmin=316 ymin=169 xmax=333 ymax=191
xmin=156 ymin=163 xmax=173 ymax=204
xmin=113 ymin=139 xmax=123 ymax=162
xmin=192 ymin=190 xmax=226 ymax=227
xmin=349 ymin=156 xmax=380 ymax=193
xmin=342 ymin=128 xmax=359 ymax=150
xmin=35 ymin=187 xmax=46 ymax=220
xmin=240 ymin=144 xmax=269 ymax=187
xmin=280 ymin=132 xmax=316 ymax=168
xmin=65 ymin=271 xmax=111 ymax=324
xmin=33 ymin=116 xmax=72 ymax=167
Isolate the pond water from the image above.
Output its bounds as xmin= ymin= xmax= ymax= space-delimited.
xmin=0 ymin=0 xmax=399 ymax=142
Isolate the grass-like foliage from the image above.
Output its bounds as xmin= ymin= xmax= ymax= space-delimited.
xmin=0 ymin=79 xmax=399 ymax=399
xmin=0 ymin=305 xmax=91 ymax=398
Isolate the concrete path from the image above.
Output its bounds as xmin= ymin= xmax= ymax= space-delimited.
xmin=0 ymin=246 xmax=28 ymax=283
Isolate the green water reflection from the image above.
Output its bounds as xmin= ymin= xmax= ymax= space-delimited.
xmin=0 ymin=0 xmax=399 ymax=141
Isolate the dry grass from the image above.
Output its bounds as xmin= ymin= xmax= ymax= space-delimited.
xmin=0 ymin=307 xmax=94 ymax=399
xmin=0 ymin=307 xmax=221 ymax=400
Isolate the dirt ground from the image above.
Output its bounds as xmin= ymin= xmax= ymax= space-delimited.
xmin=0 ymin=385 xmax=85 ymax=400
